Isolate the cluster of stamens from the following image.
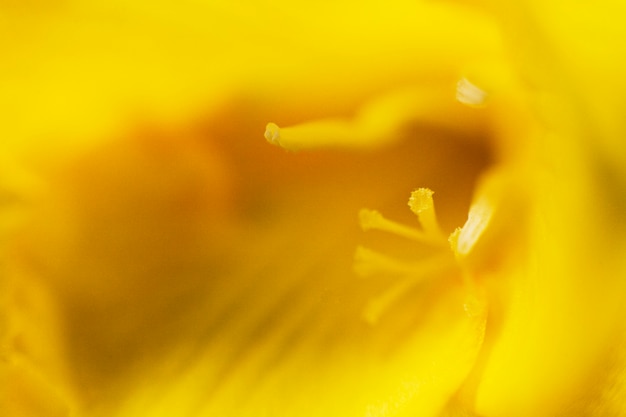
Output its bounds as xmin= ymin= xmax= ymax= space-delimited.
xmin=355 ymin=188 xmax=462 ymax=324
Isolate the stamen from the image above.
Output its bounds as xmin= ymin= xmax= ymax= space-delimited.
xmin=408 ymin=188 xmax=445 ymax=240
xmin=363 ymin=276 xmax=419 ymax=325
xmin=359 ymin=208 xmax=446 ymax=246
xmin=355 ymin=244 xmax=456 ymax=324
xmin=357 ymin=250 xmax=456 ymax=324
xmin=354 ymin=246 xmax=453 ymax=278
xmin=264 ymin=87 xmax=454 ymax=151
xmin=264 ymin=118 xmax=381 ymax=151
xmin=354 ymin=246 xmax=414 ymax=277
xmin=456 ymin=77 xmax=488 ymax=108
xmin=449 ymin=195 xmax=493 ymax=257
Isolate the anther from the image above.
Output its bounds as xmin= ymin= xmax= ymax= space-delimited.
xmin=456 ymin=77 xmax=488 ymax=108
xmin=450 ymin=196 xmax=493 ymax=257
xmin=264 ymin=123 xmax=281 ymax=146
xmin=408 ymin=188 xmax=445 ymax=240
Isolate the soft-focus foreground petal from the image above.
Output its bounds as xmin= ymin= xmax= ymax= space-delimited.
xmin=1 ymin=1 xmax=503 ymax=416
xmin=436 ymin=1 xmax=626 ymax=416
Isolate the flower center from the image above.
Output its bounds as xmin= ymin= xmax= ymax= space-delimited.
xmin=263 ymin=77 xmax=494 ymax=325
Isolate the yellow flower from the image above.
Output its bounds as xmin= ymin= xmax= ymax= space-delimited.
xmin=1 ymin=1 xmax=625 ymax=417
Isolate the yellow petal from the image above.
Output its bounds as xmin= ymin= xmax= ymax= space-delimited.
xmin=444 ymin=1 xmax=626 ymax=415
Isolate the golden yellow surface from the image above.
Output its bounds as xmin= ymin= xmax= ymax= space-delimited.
xmin=2 ymin=1 xmax=626 ymax=416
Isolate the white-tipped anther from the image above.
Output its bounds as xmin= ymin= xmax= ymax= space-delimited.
xmin=264 ymin=123 xmax=281 ymax=146
xmin=455 ymin=197 xmax=493 ymax=256
xmin=456 ymin=77 xmax=488 ymax=107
